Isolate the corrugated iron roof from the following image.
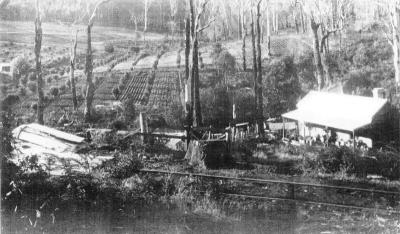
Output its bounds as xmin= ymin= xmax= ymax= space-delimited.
xmin=282 ymin=91 xmax=387 ymax=132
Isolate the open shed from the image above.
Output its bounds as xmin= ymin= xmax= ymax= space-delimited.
xmin=282 ymin=91 xmax=396 ymax=147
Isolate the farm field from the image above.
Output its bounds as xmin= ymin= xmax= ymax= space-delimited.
xmin=147 ymin=70 xmax=181 ymax=108
xmin=0 ymin=21 xmax=166 ymax=48
xmin=119 ymin=71 xmax=149 ymax=104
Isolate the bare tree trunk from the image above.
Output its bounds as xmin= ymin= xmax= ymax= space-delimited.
xmin=70 ymin=30 xmax=78 ymax=110
xmin=251 ymin=11 xmax=258 ymax=122
xmin=256 ymin=1 xmax=264 ymax=135
xmin=35 ymin=0 xmax=44 ymax=125
xmin=294 ymin=12 xmax=299 ymax=33
xmin=266 ymin=4 xmax=271 ymax=57
xmin=185 ymin=18 xmax=191 ymax=82
xmin=390 ymin=8 xmax=400 ymax=87
xmin=84 ymin=25 xmax=95 ymax=121
xmin=144 ymin=1 xmax=148 ymax=41
xmin=192 ymin=36 xmax=202 ymax=127
xmin=242 ymin=9 xmax=247 ymax=71
xmin=238 ymin=9 xmax=242 ymax=39
xmin=300 ymin=7 xmax=306 ymax=33
xmin=310 ymin=18 xmax=324 ymax=90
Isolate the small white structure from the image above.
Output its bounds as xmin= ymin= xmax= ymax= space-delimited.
xmin=0 ymin=62 xmax=12 ymax=77
xmin=12 ymin=123 xmax=112 ymax=175
xmin=282 ymin=91 xmax=390 ymax=148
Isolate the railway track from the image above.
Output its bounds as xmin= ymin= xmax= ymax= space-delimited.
xmin=140 ymin=169 xmax=400 ymax=214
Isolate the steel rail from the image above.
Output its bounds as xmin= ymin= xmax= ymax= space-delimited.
xmin=140 ymin=169 xmax=400 ymax=195
xmin=140 ymin=169 xmax=400 ymax=213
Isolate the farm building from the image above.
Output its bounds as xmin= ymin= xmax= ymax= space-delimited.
xmin=281 ymin=91 xmax=399 ymax=148
xmin=0 ymin=62 xmax=12 ymax=79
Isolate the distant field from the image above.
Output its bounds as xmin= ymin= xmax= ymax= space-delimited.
xmin=0 ymin=21 xmax=166 ymax=48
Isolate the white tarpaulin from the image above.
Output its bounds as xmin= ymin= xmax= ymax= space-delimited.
xmin=282 ymin=91 xmax=387 ymax=132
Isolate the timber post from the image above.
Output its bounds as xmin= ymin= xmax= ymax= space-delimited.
xmin=139 ymin=112 xmax=146 ymax=143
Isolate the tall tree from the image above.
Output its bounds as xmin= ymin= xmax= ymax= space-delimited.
xmin=188 ymin=0 xmax=214 ymax=127
xmin=84 ymin=0 xmax=109 ymax=121
xmin=256 ymin=0 xmax=264 ymax=135
xmin=143 ymin=0 xmax=154 ymax=41
xmin=34 ymin=0 xmax=44 ymax=124
xmin=301 ymin=0 xmax=347 ymax=90
xmin=380 ymin=0 xmax=400 ymax=88
xmin=169 ymin=0 xmax=178 ymax=38
xmin=70 ymin=29 xmax=79 ymax=110
xmin=241 ymin=0 xmax=247 ymax=70
xmin=251 ymin=9 xmax=258 ymax=123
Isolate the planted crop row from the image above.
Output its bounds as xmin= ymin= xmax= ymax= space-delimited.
xmin=147 ymin=71 xmax=180 ymax=108
xmin=119 ymin=71 xmax=148 ymax=104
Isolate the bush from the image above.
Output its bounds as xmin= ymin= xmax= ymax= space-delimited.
xmin=201 ymin=85 xmax=232 ymax=128
xmin=104 ymin=43 xmax=114 ymax=53
xmin=28 ymin=73 xmax=36 ymax=81
xmin=211 ymin=42 xmax=223 ymax=60
xmin=31 ymin=103 xmax=38 ymax=110
xmin=215 ymin=51 xmax=236 ymax=73
xmin=112 ymin=87 xmax=120 ymax=100
xmin=264 ymin=56 xmax=302 ymax=118
xmin=375 ymin=149 xmax=400 ymax=180
xmin=46 ymin=76 xmax=52 ymax=84
xmin=0 ymin=85 xmax=7 ymax=95
xmin=18 ymin=87 xmax=26 ymax=97
xmin=11 ymin=56 xmax=30 ymax=77
xmin=59 ymin=85 xmax=67 ymax=93
xmin=27 ymin=81 xmax=37 ymax=93
xmin=123 ymin=96 xmax=136 ymax=123
xmin=164 ymin=101 xmax=185 ymax=128
xmin=103 ymin=153 xmax=143 ymax=179
xmin=110 ymin=120 xmax=127 ymax=130
xmin=49 ymin=87 xmax=59 ymax=97
xmin=233 ymin=88 xmax=256 ymax=123
xmin=65 ymin=79 xmax=71 ymax=89
xmin=20 ymin=75 xmax=28 ymax=86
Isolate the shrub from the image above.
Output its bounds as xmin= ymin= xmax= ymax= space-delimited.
xmin=94 ymin=76 xmax=101 ymax=86
xmin=31 ymin=103 xmax=38 ymax=110
xmin=59 ymin=85 xmax=67 ymax=93
xmin=123 ymin=96 xmax=136 ymax=123
xmin=130 ymin=46 xmax=140 ymax=53
xmin=27 ymin=81 xmax=37 ymax=93
xmin=211 ymin=42 xmax=223 ymax=60
xmin=164 ymin=101 xmax=185 ymax=128
xmin=104 ymin=43 xmax=114 ymax=53
xmin=201 ymin=85 xmax=232 ymax=128
xmin=18 ymin=87 xmax=26 ymax=97
xmin=234 ymin=88 xmax=256 ymax=123
xmin=102 ymin=152 xmax=143 ymax=179
xmin=65 ymin=79 xmax=71 ymax=89
xmin=0 ymin=85 xmax=7 ymax=95
xmin=375 ymin=150 xmax=400 ymax=180
xmin=264 ymin=56 xmax=302 ymax=118
xmin=11 ymin=56 xmax=30 ymax=77
xmin=49 ymin=87 xmax=59 ymax=97
xmin=215 ymin=51 xmax=236 ymax=73
xmin=110 ymin=120 xmax=127 ymax=130
xmin=112 ymin=87 xmax=120 ymax=100
xmin=20 ymin=75 xmax=28 ymax=86
xmin=46 ymin=76 xmax=52 ymax=84
xmin=1 ymin=95 xmax=20 ymax=111
xmin=28 ymin=73 xmax=36 ymax=81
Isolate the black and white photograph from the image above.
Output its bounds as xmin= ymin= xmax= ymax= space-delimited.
xmin=1 ymin=0 xmax=400 ymax=233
